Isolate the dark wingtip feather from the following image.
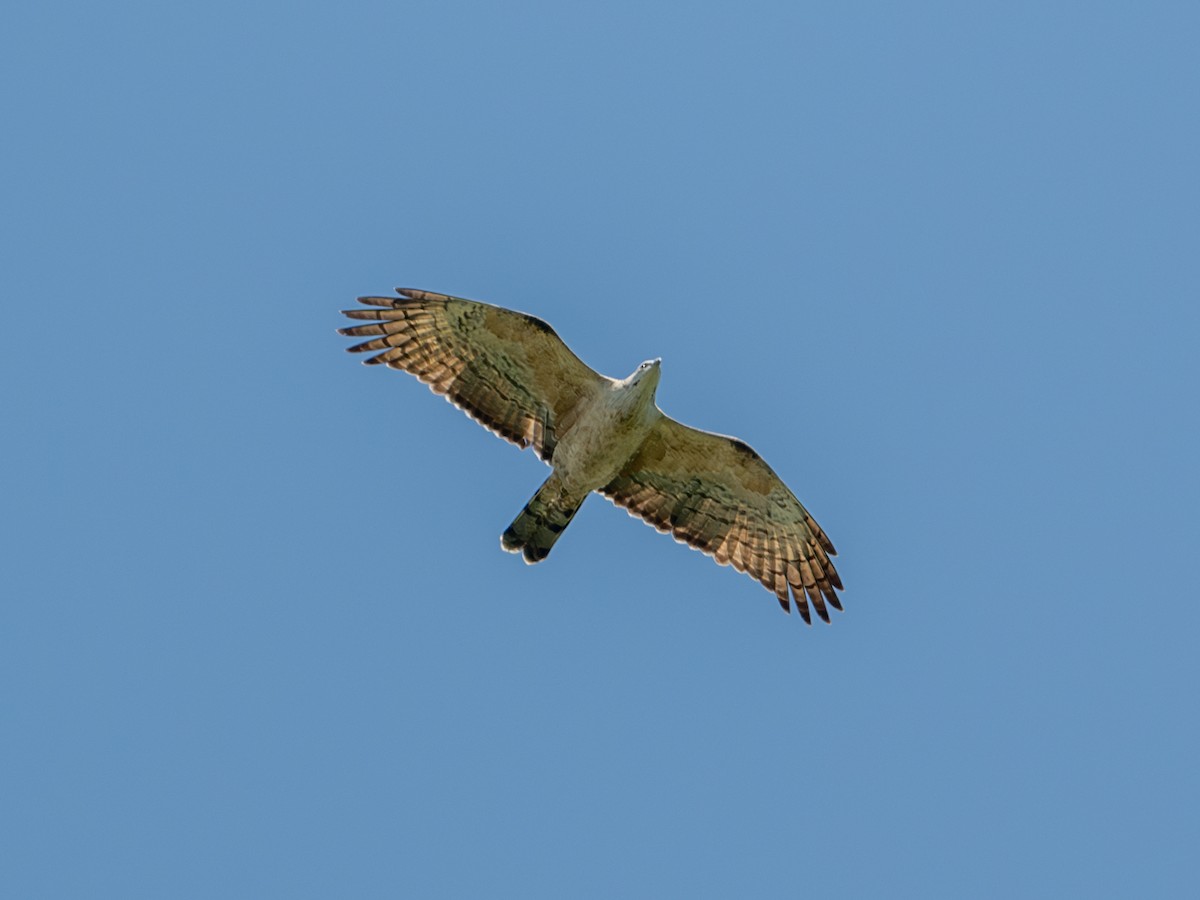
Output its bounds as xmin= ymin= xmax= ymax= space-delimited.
xmin=395 ymin=287 xmax=431 ymax=300
xmin=342 ymin=308 xmax=387 ymax=320
xmin=357 ymin=295 xmax=396 ymax=307
xmin=338 ymin=323 xmax=387 ymax=337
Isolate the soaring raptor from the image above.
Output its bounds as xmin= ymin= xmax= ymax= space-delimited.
xmin=339 ymin=288 xmax=843 ymax=623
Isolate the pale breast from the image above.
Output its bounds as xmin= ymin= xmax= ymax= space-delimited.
xmin=551 ymin=387 xmax=661 ymax=490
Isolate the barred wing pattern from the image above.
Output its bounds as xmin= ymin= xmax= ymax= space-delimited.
xmin=601 ymin=417 xmax=843 ymax=623
xmin=339 ymin=289 xmax=605 ymax=460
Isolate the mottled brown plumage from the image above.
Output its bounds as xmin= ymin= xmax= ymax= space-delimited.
xmin=340 ymin=288 xmax=844 ymax=623
xmin=600 ymin=418 xmax=842 ymax=624
xmin=341 ymin=289 xmax=603 ymax=460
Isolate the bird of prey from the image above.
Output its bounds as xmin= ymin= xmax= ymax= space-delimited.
xmin=339 ymin=288 xmax=843 ymax=623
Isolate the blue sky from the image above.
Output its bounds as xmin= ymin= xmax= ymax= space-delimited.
xmin=3 ymin=1 xmax=1197 ymax=896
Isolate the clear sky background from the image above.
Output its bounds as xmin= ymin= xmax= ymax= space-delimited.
xmin=3 ymin=1 xmax=1197 ymax=897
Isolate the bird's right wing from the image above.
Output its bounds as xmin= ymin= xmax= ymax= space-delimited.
xmin=340 ymin=289 xmax=607 ymax=460
xmin=600 ymin=416 xmax=842 ymax=622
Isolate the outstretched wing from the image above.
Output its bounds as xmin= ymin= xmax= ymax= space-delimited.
xmin=340 ymin=289 xmax=606 ymax=460
xmin=600 ymin=417 xmax=843 ymax=623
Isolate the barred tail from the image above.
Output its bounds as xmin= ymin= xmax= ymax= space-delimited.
xmin=501 ymin=477 xmax=586 ymax=564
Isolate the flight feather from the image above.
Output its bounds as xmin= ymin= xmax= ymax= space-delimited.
xmin=340 ymin=289 xmax=605 ymax=460
xmin=600 ymin=418 xmax=842 ymax=623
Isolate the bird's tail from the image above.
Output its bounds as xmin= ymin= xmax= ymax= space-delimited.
xmin=501 ymin=476 xmax=586 ymax=564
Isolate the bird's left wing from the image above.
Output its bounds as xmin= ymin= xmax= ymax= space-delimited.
xmin=340 ymin=289 xmax=606 ymax=460
xmin=600 ymin=417 xmax=843 ymax=622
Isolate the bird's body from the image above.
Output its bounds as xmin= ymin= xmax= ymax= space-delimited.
xmin=500 ymin=362 xmax=663 ymax=564
xmin=549 ymin=363 xmax=662 ymax=490
xmin=340 ymin=288 xmax=844 ymax=623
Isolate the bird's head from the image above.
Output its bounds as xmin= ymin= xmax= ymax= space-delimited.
xmin=630 ymin=358 xmax=662 ymax=390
